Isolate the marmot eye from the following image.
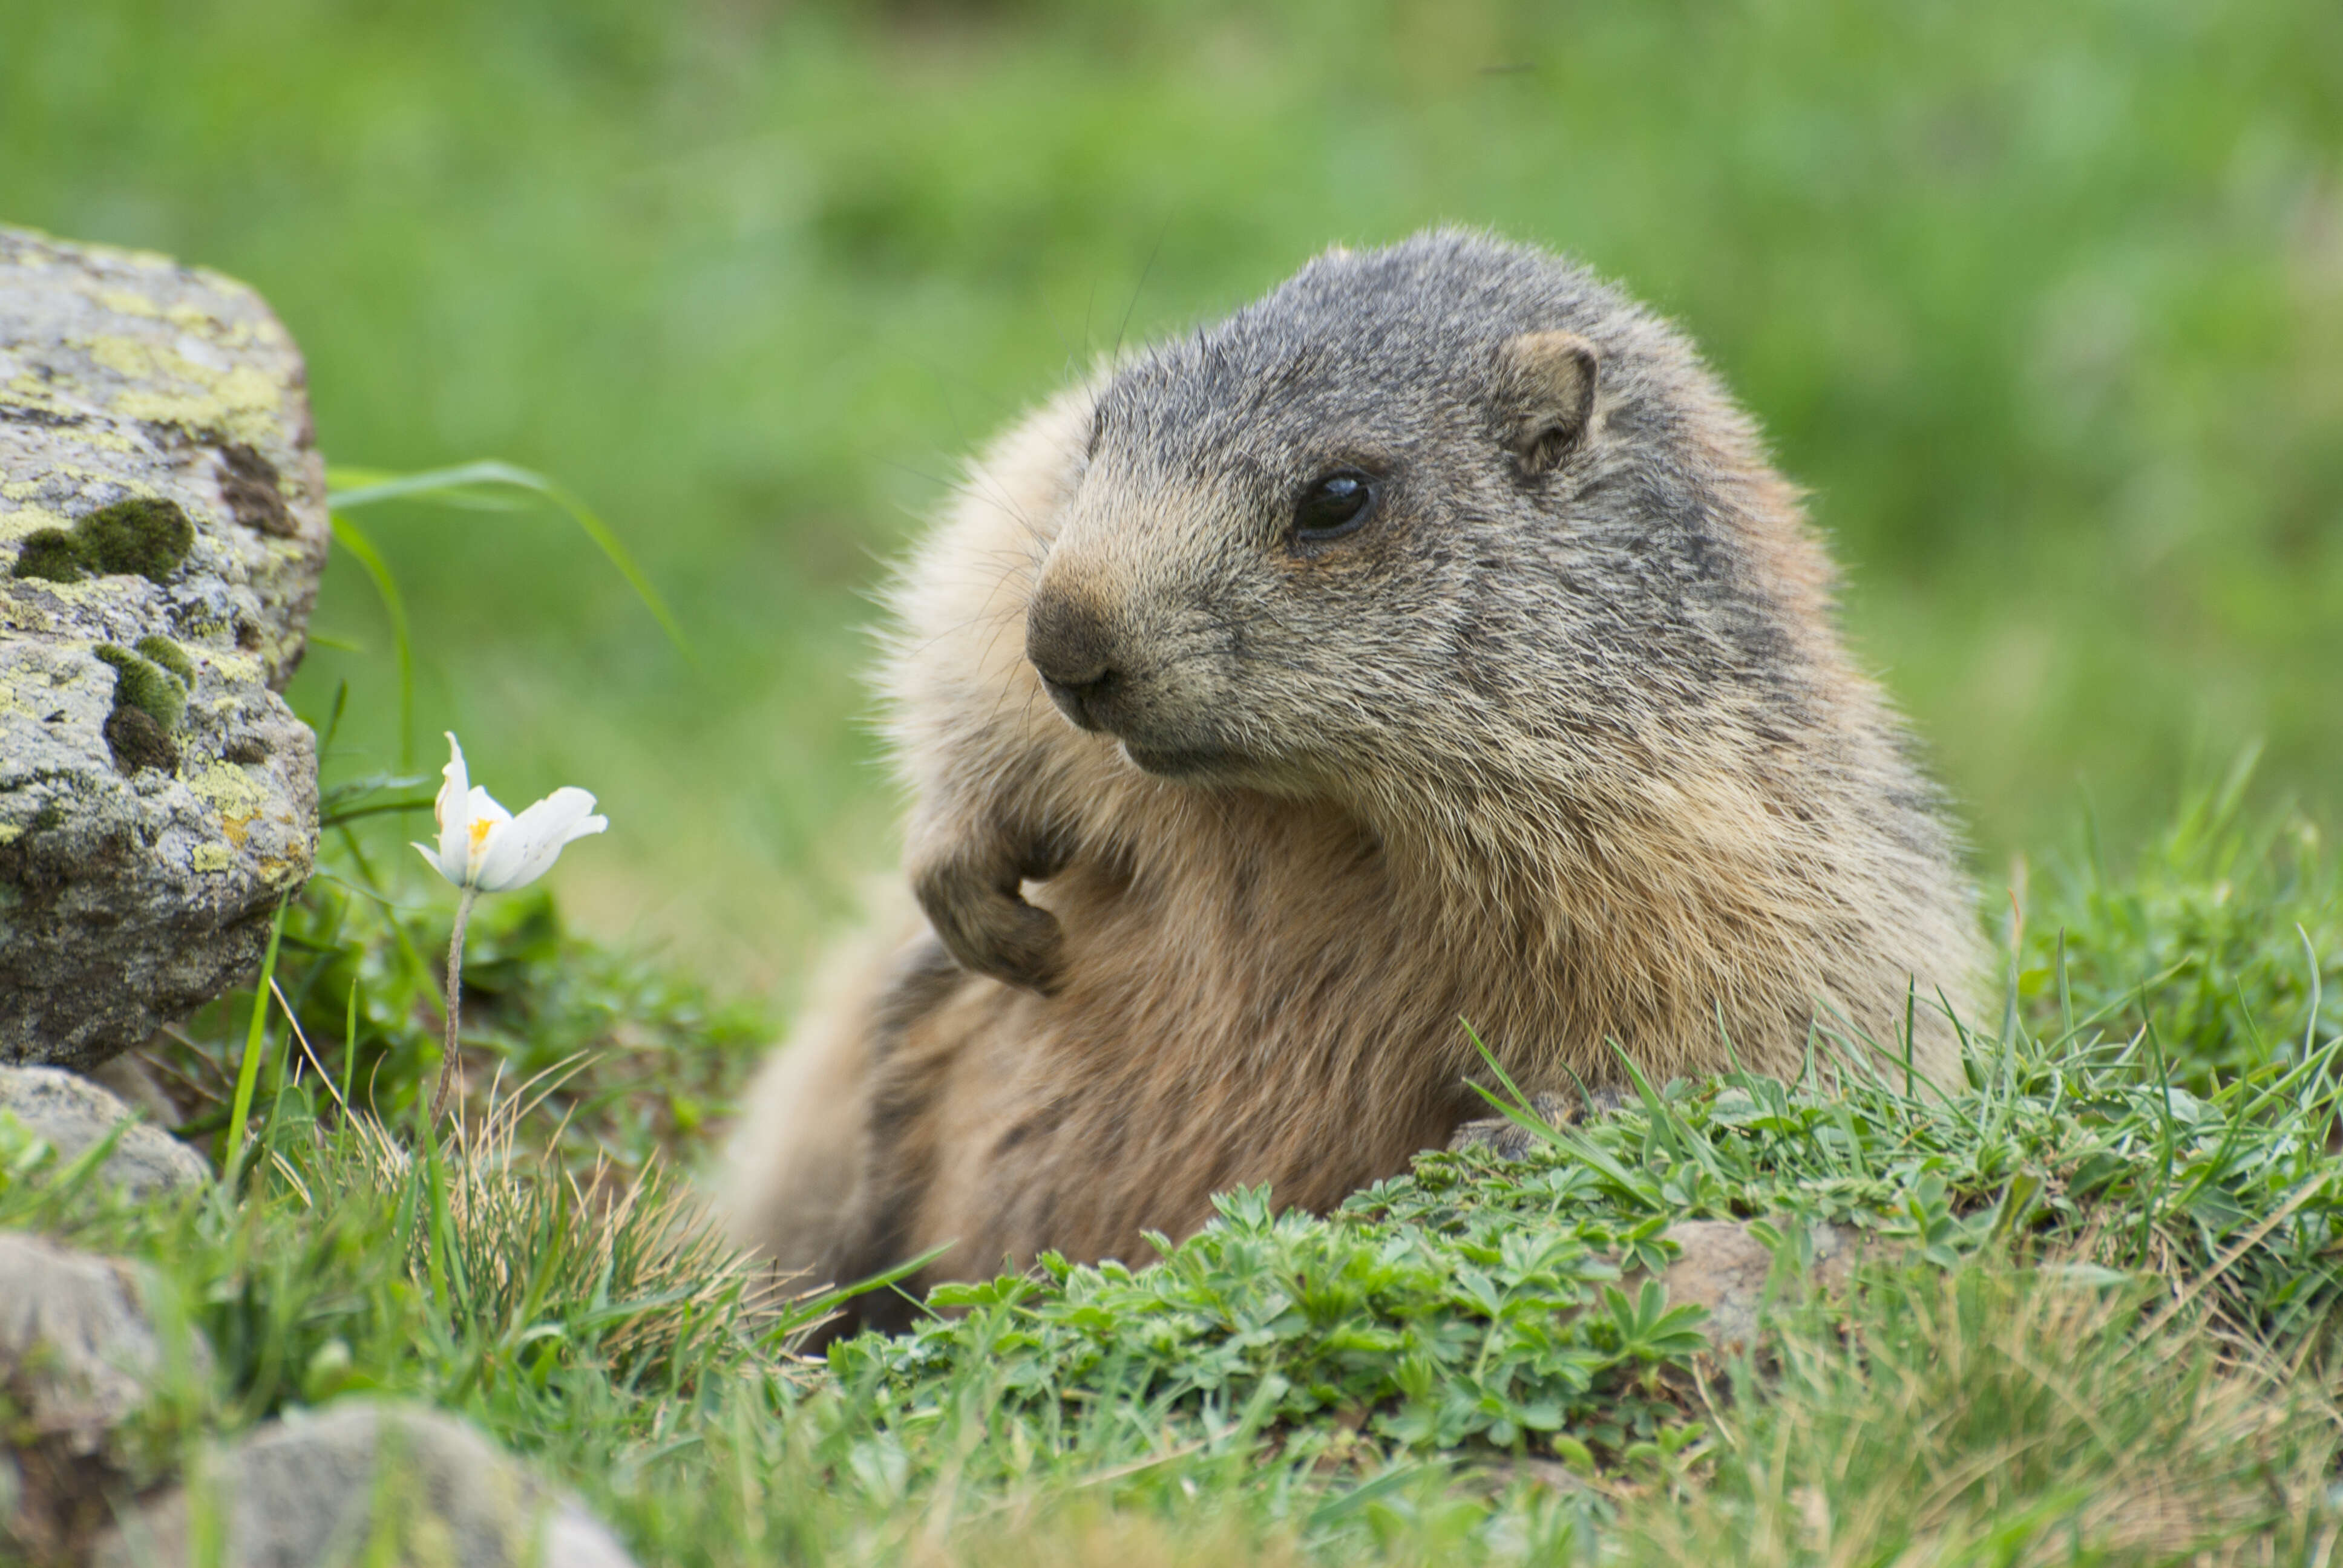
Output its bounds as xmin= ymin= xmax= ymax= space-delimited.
xmin=1293 ymin=471 xmax=1375 ymax=543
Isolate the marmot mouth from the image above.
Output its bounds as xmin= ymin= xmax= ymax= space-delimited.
xmin=1119 ymin=741 xmax=1244 ymax=780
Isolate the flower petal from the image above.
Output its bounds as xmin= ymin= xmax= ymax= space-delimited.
xmin=434 ymin=734 xmax=471 ymax=885
xmin=474 ymin=787 xmax=605 ymax=892
xmin=412 ymin=840 xmax=453 ymax=884
xmin=459 ymin=786 xmax=513 ymax=885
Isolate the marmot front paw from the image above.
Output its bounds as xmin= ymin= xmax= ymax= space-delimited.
xmin=912 ymin=832 xmax=1069 ymax=995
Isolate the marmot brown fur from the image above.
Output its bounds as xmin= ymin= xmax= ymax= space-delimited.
xmin=718 ymin=231 xmax=1985 ymax=1328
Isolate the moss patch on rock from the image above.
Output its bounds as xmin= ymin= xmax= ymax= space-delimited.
xmin=131 ymin=635 xmax=194 ymax=689
xmin=76 ymin=498 xmax=194 ymax=582
xmin=92 ymin=641 xmax=195 ymax=775
xmin=10 ymin=530 xmax=90 ymax=583
xmin=100 ymin=705 xmax=179 ymax=775
xmin=93 ymin=644 xmax=188 ymax=734
xmin=10 ymin=498 xmax=194 ymax=586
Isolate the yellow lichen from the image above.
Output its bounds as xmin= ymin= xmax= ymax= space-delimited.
xmin=9 ymin=463 xmax=162 ymax=500
xmin=88 ymin=334 xmax=157 ymax=379
xmin=0 ymin=598 xmax=56 ymax=635
xmin=191 ymin=842 xmax=234 ymax=874
xmin=200 ymin=652 xmax=265 ymax=686
xmin=91 ymin=286 xmax=162 ymax=319
xmin=61 ymin=425 xmax=137 ymax=453
xmin=215 ymin=363 xmax=281 ymax=408
xmin=4 ymin=377 xmax=79 ymax=419
xmin=186 ymin=760 xmax=268 ymax=823
xmin=1 ymin=505 xmax=77 ymax=541
xmin=80 ymin=240 xmax=178 ymax=272
xmin=110 ymin=361 xmax=284 ymax=443
xmin=25 ymin=575 xmax=141 ymax=611
xmin=70 ymin=463 xmax=155 ymax=489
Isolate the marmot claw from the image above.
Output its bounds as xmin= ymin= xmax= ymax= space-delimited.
xmin=913 ymin=843 xmax=1067 ymax=995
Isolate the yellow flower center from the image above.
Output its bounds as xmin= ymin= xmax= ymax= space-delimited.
xmin=469 ymin=818 xmax=495 ymax=852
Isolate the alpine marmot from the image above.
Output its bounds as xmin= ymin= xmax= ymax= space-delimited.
xmin=718 ymin=230 xmax=1985 ymax=1330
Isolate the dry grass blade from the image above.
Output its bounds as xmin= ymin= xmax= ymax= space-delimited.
xmin=338 ymin=1082 xmax=786 ymax=1379
xmin=2141 ymin=1172 xmax=2332 ymax=1338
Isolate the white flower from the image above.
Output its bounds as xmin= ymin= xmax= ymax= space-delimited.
xmin=411 ymin=732 xmax=606 ymax=893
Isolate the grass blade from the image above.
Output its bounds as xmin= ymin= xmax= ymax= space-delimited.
xmin=328 ymin=460 xmax=695 ymax=664
xmin=223 ymin=892 xmax=292 ymax=1180
xmin=328 ymin=514 xmax=415 ymax=769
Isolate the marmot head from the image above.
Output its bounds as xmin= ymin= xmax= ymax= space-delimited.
xmin=1024 ymin=230 xmax=1816 ymax=811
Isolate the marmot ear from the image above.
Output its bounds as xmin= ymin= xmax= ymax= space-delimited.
xmin=1498 ymin=330 xmax=1599 ymax=475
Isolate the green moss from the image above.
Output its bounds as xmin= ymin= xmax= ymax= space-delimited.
xmin=133 ymin=634 xmax=196 ymax=690
xmin=10 ymin=528 xmax=89 ymax=583
xmin=75 ymin=497 xmax=193 ymax=583
xmin=8 ymin=500 xmax=195 ymax=586
xmin=93 ymin=642 xmax=187 ymax=733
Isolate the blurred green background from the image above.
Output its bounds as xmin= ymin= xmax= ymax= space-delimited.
xmin=5 ymin=0 xmax=2338 ymax=998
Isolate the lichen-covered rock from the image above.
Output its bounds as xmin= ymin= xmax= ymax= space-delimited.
xmin=0 ymin=1231 xmax=206 ymax=1564
xmin=0 ymin=227 xmax=326 ymax=1069
xmin=95 ymin=1401 xmax=641 ymax=1568
xmin=0 ymin=1065 xmax=208 ymax=1198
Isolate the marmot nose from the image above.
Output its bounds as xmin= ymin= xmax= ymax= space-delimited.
xmin=1026 ymin=592 xmax=1121 ymax=730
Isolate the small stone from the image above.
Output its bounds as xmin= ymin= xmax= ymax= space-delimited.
xmin=0 ymin=1231 xmax=205 ymax=1564
xmin=0 ymin=1232 xmax=180 ymax=1452
xmin=0 ymin=1066 xmax=208 ymax=1198
xmin=82 ymin=1056 xmax=182 ymax=1129
xmin=1642 ymin=1218 xmax=1870 ymax=1356
xmin=94 ymin=1401 xmax=642 ymax=1568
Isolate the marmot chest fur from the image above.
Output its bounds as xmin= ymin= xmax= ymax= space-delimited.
xmin=718 ymin=230 xmax=1985 ymax=1322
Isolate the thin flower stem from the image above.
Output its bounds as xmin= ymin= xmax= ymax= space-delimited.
xmin=432 ymin=884 xmax=478 ymax=1124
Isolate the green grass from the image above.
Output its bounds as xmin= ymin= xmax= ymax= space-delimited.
xmin=2016 ymin=751 xmax=2343 ymax=1094
xmin=4 ymin=0 xmax=2338 ymax=988
xmin=15 ymin=783 xmax=2337 ymax=1565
